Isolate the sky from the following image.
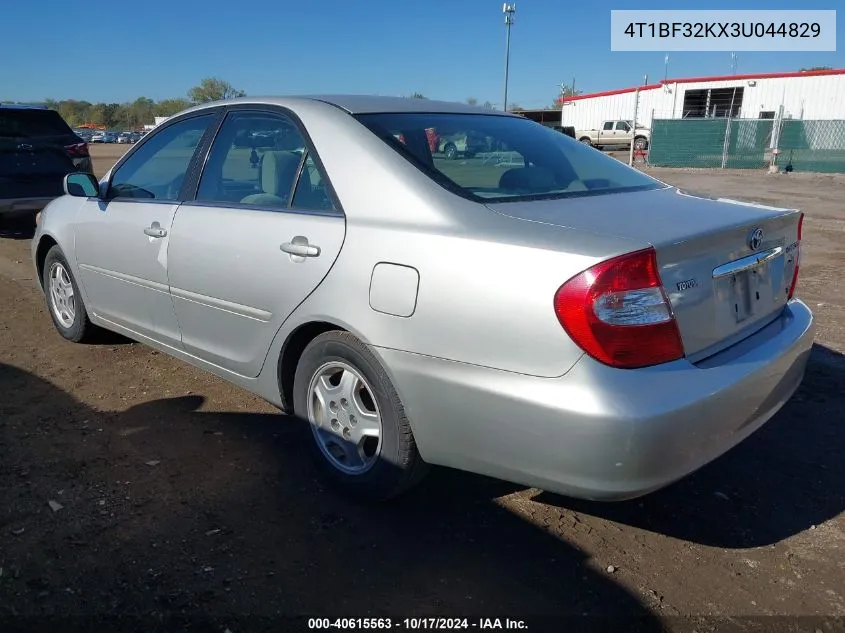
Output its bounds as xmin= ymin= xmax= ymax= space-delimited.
xmin=1 ymin=0 xmax=842 ymax=108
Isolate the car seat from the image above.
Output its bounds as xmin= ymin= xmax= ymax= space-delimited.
xmin=498 ymin=166 xmax=558 ymax=192
xmin=240 ymin=150 xmax=302 ymax=206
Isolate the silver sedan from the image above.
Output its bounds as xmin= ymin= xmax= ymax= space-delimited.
xmin=31 ymin=96 xmax=814 ymax=501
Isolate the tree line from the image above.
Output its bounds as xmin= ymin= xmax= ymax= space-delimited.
xmin=41 ymin=78 xmax=246 ymax=130
xmin=29 ymin=77 xmax=574 ymax=130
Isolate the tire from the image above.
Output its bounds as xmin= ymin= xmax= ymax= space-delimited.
xmin=293 ymin=330 xmax=429 ymax=500
xmin=443 ymin=143 xmax=458 ymax=160
xmin=42 ymin=245 xmax=97 ymax=343
xmin=634 ymin=136 xmax=648 ymax=150
xmin=579 ymin=137 xmax=593 ymax=146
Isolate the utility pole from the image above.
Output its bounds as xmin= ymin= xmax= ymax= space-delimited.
xmin=503 ymin=3 xmax=516 ymax=112
xmin=664 ymin=54 xmax=669 ymax=81
xmin=628 ymin=86 xmax=641 ymax=167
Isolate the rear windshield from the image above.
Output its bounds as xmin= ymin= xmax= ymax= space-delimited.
xmin=0 ymin=109 xmax=74 ymax=138
xmin=355 ymin=112 xmax=663 ymax=203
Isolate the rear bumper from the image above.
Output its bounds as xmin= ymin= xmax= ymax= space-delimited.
xmin=374 ymin=299 xmax=815 ymax=501
xmin=0 ymin=197 xmax=57 ymax=216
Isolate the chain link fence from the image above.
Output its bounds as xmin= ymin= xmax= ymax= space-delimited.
xmin=648 ymin=117 xmax=845 ymax=173
xmin=648 ymin=119 xmax=728 ymax=168
xmin=778 ymin=119 xmax=845 ymax=173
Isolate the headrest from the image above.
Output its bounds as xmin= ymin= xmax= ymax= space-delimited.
xmin=498 ymin=166 xmax=557 ymax=192
xmin=260 ymin=151 xmax=302 ymax=197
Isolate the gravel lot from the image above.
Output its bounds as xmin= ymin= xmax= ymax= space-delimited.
xmin=1 ymin=144 xmax=843 ymax=631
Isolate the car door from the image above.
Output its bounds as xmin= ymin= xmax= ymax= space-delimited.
xmin=615 ymin=120 xmax=633 ymax=144
xmin=73 ymin=111 xmax=219 ymax=346
xmin=600 ymin=120 xmax=615 ymax=143
xmin=166 ymin=107 xmax=346 ymax=377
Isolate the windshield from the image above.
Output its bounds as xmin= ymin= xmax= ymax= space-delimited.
xmin=355 ymin=112 xmax=662 ymax=203
xmin=0 ymin=109 xmax=73 ymax=138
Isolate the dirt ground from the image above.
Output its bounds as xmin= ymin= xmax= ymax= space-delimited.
xmin=1 ymin=144 xmax=843 ymax=631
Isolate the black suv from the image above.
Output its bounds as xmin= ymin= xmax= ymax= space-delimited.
xmin=1 ymin=104 xmax=94 ymax=227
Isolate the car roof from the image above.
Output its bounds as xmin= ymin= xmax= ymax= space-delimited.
xmin=0 ymin=103 xmax=50 ymax=110
xmin=188 ymin=95 xmax=516 ymax=116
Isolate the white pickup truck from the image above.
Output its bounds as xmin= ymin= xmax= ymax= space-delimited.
xmin=576 ymin=120 xmax=650 ymax=150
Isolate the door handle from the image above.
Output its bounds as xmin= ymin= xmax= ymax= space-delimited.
xmin=281 ymin=237 xmax=320 ymax=258
xmin=144 ymin=222 xmax=167 ymax=238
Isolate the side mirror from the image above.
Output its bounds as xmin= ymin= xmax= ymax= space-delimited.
xmin=64 ymin=172 xmax=100 ymax=198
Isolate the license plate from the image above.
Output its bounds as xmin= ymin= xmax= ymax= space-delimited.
xmin=729 ymin=254 xmax=784 ymax=323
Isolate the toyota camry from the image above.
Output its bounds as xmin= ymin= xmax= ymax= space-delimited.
xmin=31 ymin=96 xmax=814 ymax=501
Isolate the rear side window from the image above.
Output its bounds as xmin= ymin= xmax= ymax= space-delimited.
xmin=196 ymin=110 xmax=307 ymax=208
xmin=291 ymin=152 xmax=336 ymax=212
xmin=196 ymin=109 xmax=336 ymax=213
xmin=0 ymin=109 xmax=73 ymax=138
xmin=355 ymin=112 xmax=662 ymax=203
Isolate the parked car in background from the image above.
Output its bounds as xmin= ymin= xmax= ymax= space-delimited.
xmin=1 ymin=104 xmax=93 ymax=229
xmin=577 ymin=120 xmax=650 ymax=150
xmin=92 ymin=131 xmax=118 ymax=143
xmin=32 ymin=96 xmax=812 ymax=503
xmin=437 ymin=131 xmax=485 ymax=159
xmin=117 ymin=132 xmax=133 ymax=144
xmin=73 ymin=129 xmax=94 ymax=143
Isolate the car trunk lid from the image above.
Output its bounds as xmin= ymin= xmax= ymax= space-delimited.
xmin=485 ymin=186 xmax=802 ymax=360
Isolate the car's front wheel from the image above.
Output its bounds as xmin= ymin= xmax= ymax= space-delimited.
xmin=293 ymin=331 xmax=428 ymax=500
xmin=42 ymin=245 xmax=97 ymax=343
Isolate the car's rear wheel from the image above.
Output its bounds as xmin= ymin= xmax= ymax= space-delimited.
xmin=579 ymin=137 xmax=593 ymax=146
xmin=293 ymin=330 xmax=428 ymax=500
xmin=443 ymin=143 xmax=458 ymax=159
xmin=42 ymin=245 xmax=97 ymax=343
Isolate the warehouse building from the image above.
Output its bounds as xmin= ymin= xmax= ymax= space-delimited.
xmin=559 ymin=68 xmax=845 ymax=131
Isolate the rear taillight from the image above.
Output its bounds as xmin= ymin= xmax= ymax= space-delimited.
xmin=787 ymin=212 xmax=804 ymax=300
xmin=65 ymin=142 xmax=89 ymax=157
xmin=554 ymin=247 xmax=684 ymax=369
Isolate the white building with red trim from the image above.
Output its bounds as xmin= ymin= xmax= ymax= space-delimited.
xmin=559 ymin=68 xmax=845 ymax=130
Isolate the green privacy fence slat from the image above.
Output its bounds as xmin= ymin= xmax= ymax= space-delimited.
xmin=648 ymin=118 xmax=845 ymax=173
xmin=648 ymin=119 xmax=727 ymax=168
xmin=724 ymin=119 xmax=773 ymax=169
xmin=778 ymin=120 xmax=845 ymax=173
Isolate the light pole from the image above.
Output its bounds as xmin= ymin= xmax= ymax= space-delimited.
xmin=503 ymin=3 xmax=515 ymax=112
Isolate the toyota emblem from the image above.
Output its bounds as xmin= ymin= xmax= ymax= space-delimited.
xmin=748 ymin=228 xmax=764 ymax=251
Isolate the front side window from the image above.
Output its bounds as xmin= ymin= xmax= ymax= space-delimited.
xmin=196 ymin=111 xmax=307 ymax=208
xmin=616 ymin=121 xmax=631 ymax=132
xmin=108 ymin=114 xmax=215 ymax=200
xmin=355 ymin=113 xmax=662 ymax=203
